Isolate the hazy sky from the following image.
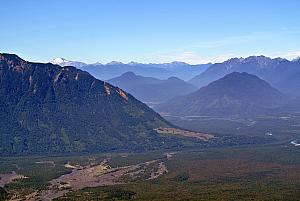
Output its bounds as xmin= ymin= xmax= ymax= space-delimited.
xmin=1 ymin=0 xmax=300 ymax=64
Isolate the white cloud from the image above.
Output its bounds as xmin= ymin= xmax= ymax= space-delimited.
xmin=193 ymin=35 xmax=257 ymax=49
xmin=266 ymin=50 xmax=300 ymax=61
xmin=155 ymin=51 xmax=237 ymax=64
xmin=153 ymin=49 xmax=300 ymax=65
xmin=284 ymin=50 xmax=300 ymax=60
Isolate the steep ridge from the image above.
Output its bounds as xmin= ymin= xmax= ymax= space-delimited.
xmin=0 ymin=54 xmax=193 ymax=155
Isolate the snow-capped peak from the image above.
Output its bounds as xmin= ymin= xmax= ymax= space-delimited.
xmin=52 ymin=57 xmax=70 ymax=65
xmin=51 ymin=57 xmax=87 ymax=68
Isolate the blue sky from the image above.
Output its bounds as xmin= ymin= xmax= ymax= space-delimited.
xmin=1 ymin=0 xmax=300 ymax=64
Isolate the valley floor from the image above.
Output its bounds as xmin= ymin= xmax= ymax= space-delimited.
xmin=1 ymin=114 xmax=300 ymax=200
xmin=1 ymin=144 xmax=300 ymax=201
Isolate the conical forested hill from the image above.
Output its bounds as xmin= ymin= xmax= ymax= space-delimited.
xmin=157 ymin=72 xmax=287 ymax=117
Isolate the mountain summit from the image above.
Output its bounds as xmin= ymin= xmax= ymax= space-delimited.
xmin=157 ymin=72 xmax=287 ymax=117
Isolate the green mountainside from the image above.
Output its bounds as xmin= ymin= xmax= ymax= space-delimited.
xmin=0 ymin=53 xmax=190 ymax=155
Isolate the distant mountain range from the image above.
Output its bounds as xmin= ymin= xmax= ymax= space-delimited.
xmin=108 ymin=72 xmax=197 ymax=104
xmin=1 ymin=53 xmax=201 ymax=155
xmin=157 ymin=72 xmax=289 ymax=117
xmin=189 ymin=56 xmax=300 ymax=96
xmin=51 ymin=58 xmax=211 ymax=80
